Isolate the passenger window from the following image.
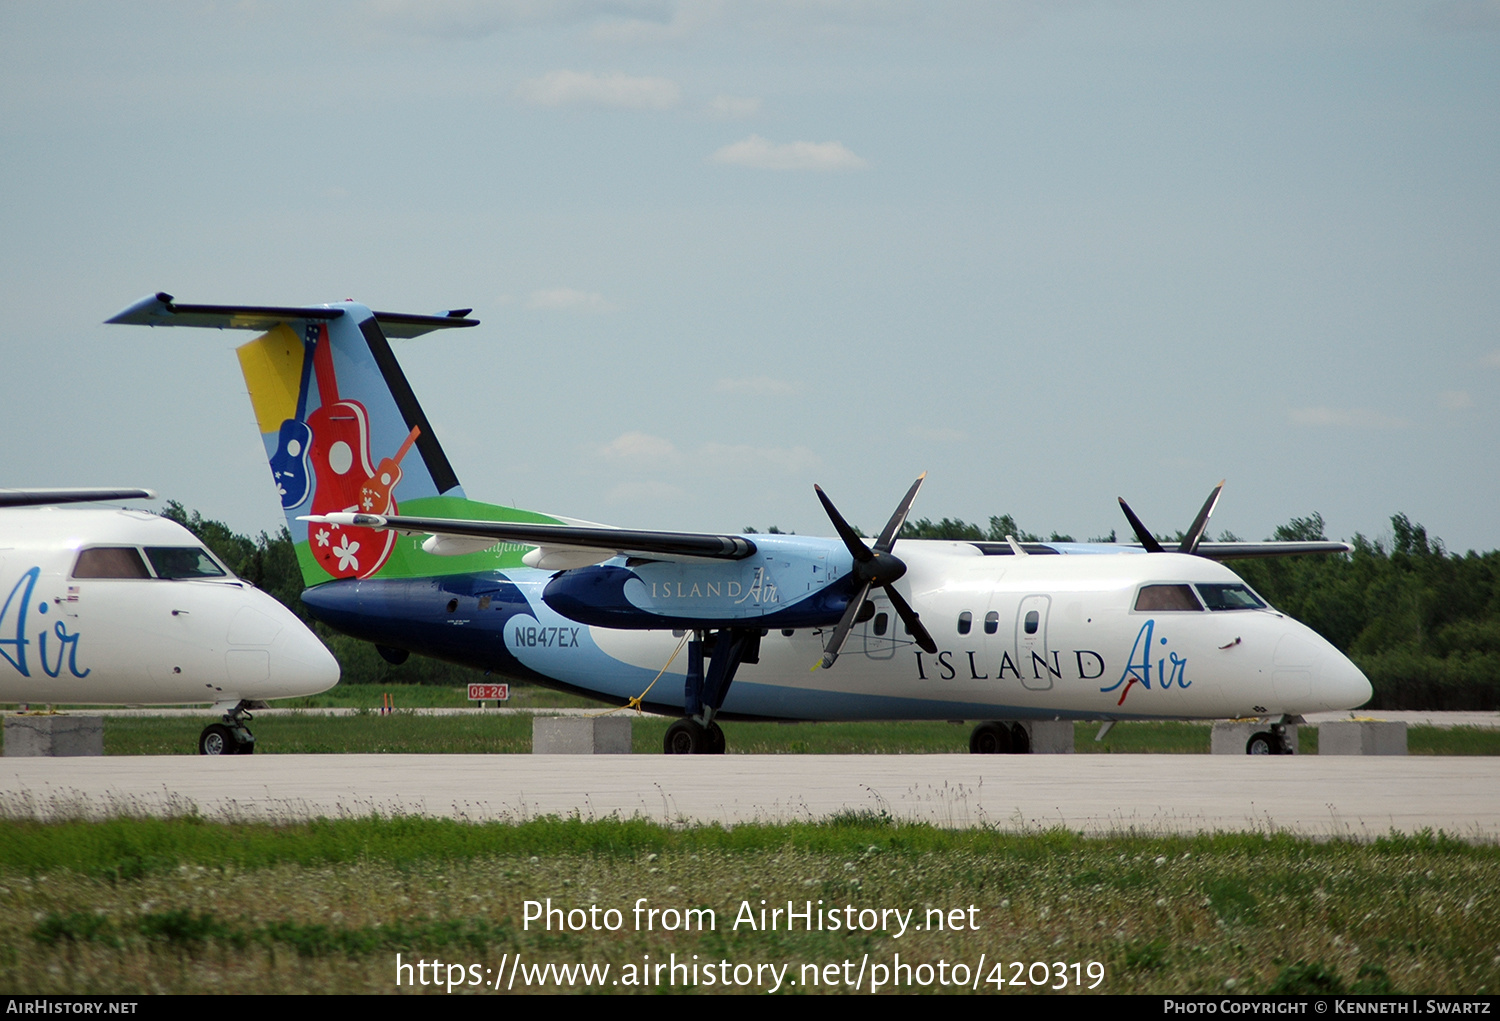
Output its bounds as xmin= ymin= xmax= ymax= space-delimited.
xmin=72 ymin=547 xmax=150 ymax=579
xmin=957 ymin=611 xmax=972 ymax=635
xmin=1135 ymin=585 xmax=1203 ymax=611
xmin=144 ymin=547 xmax=227 ymax=580
xmin=1024 ymin=610 xmax=1039 ymax=635
xmin=873 ymin=613 xmax=889 ymax=636
xmin=984 ymin=611 xmax=999 ymax=634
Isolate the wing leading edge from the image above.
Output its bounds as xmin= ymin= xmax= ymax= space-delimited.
xmin=303 ymin=512 xmax=758 ymax=564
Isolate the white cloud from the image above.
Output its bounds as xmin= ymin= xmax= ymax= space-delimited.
xmin=598 ymin=431 xmax=680 ymax=462
xmin=371 ymin=1 xmax=665 ymax=39
xmin=713 ymin=375 xmax=804 ymax=396
xmin=526 ymin=287 xmax=617 ymax=312
xmin=1288 ymin=407 xmax=1409 ymax=429
xmin=515 ymin=69 xmax=681 ymax=109
xmin=1439 ymin=390 xmax=1473 ymax=410
xmin=709 ymin=135 xmax=868 ymax=172
xmin=706 ymin=95 xmax=761 ymax=119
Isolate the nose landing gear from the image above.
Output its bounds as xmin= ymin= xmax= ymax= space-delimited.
xmin=198 ymin=700 xmax=257 ymax=755
xmin=1246 ymin=722 xmax=1293 ymax=755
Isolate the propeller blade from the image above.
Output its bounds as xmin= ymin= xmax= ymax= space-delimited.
xmin=815 ymin=475 xmax=932 ymax=669
xmin=883 ymin=584 xmax=937 ymax=654
xmin=815 ymin=485 xmax=874 ymax=564
xmin=1178 ymin=480 xmax=1225 ymax=555
xmin=817 ymin=582 xmax=873 ymax=670
xmin=873 ymin=472 xmax=927 ymax=552
xmin=1117 ymin=497 xmax=1166 ymax=553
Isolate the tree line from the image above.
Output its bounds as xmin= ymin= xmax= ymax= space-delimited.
xmin=166 ymin=503 xmax=1498 ymax=709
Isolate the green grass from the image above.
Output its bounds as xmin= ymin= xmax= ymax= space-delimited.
xmin=78 ymin=715 xmax=1500 ymax=756
xmin=0 ymin=817 xmax=1493 ymax=994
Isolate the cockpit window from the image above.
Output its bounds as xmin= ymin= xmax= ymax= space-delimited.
xmin=73 ymin=547 xmax=150 ymax=579
xmin=1134 ymin=584 xmax=1203 ymax=611
xmin=144 ymin=547 xmax=228 ymax=580
xmin=1195 ymin=583 xmax=1267 ymax=611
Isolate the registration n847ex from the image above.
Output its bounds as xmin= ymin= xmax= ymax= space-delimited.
xmin=109 ymin=292 xmax=1371 ymax=755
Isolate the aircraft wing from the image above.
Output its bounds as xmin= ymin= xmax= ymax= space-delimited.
xmin=0 ymin=488 xmax=155 ymax=508
xmin=976 ymin=540 xmax=1353 ymax=559
xmin=106 ymin=293 xmax=478 ymax=338
xmin=1191 ymin=540 xmax=1353 ymax=559
xmin=303 ymin=512 xmax=758 ymax=563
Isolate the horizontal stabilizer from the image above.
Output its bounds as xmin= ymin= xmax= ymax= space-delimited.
xmin=106 ymin=293 xmax=478 ymax=338
xmin=0 ymin=488 xmax=155 ymax=508
xmin=301 ymin=512 xmax=759 ymax=563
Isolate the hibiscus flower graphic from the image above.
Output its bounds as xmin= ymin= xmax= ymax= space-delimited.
xmin=333 ymin=534 xmax=360 ymax=574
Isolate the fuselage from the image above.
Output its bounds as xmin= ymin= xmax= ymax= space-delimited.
xmin=0 ymin=507 xmax=340 ymax=705
xmin=302 ymin=536 xmax=1372 ymax=722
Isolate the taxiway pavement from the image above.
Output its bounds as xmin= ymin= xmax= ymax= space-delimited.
xmin=1 ymin=754 xmax=1494 ymax=839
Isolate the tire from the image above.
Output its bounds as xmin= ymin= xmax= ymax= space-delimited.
xmin=1009 ymin=722 xmax=1031 ymax=755
xmin=969 ymin=721 xmax=1012 ymax=754
xmin=1246 ymin=731 xmax=1276 ymax=755
xmin=706 ymin=721 xmax=726 ymax=755
xmin=664 ymin=718 xmax=708 ymax=754
xmin=199 ymin=724 xmax=238 ymax=756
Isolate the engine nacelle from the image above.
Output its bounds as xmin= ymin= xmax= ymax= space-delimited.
xmin=541 ymin=545 xmax=854 ymax=630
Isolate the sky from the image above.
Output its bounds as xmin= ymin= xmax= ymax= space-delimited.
xmin=3 ymin=1 xmax=1497 ymax=552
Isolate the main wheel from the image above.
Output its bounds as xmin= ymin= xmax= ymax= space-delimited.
xmin=1009 ymin=722 xmax=1031 ymax=755
xmin=199 ymin=723 xmax=238 ymax=756
xmin=706 ymin=721 xmax=726 ymax=755
xmin=969 ymin=721 xmax=1012 ymax=754
xmin=664 ymin=718 xmax=708 ymax=754
xmin=1246 ymin=731 xmax=1280 ymax=755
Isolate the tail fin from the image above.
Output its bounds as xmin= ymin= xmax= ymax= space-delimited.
xmin=109 ymin=293 xmax=563 ymax=586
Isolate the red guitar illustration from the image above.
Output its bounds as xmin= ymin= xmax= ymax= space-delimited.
xmin=304 ymin=325 xmax=418 ymax=580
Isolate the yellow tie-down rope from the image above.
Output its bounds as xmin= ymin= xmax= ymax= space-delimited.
xmin=593 ymin=632 xmax=691 ymax=717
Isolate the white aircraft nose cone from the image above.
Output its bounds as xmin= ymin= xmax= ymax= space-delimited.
xmin=1318 ymin=650 xmax=1372 ymax=711
xmin=275 ymin=625 xmax=341 ymax=696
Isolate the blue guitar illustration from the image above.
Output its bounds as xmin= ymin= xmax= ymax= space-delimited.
xmin=268 ymin=324 xmax=317 ymax=509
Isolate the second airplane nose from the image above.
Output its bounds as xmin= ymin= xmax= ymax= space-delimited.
xmin=1318 ymin=650 xmax=1373 ymax=711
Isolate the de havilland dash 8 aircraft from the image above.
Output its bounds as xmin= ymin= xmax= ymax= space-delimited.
xmin=0 ymin=488 xmax=340 ymax=754
xmin=109 ymin=292 xmax=1372 ymax=756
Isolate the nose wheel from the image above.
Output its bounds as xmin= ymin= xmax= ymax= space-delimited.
xmin=1246 ymin=723 xmax=1292 ymax=755
xmin=198 ymin=701 xmax=257 ymax=755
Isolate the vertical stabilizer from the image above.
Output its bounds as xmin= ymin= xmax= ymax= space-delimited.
xmin=110 ymin=293 xmax=567 ymax=586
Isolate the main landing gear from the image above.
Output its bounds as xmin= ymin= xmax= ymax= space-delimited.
xmin=968 ymin=721 xmax=1032 ymax=754
xmin=663 ymin=628 xmax=760 ymax=755
xmin=199 ymin=700 xmax=257 ymax=755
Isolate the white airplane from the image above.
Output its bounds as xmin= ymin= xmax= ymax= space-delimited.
xmin=109 ymin=293 xmax=1371 ymax=756
xmin=0 ymin=488 xmax=340 ymax=754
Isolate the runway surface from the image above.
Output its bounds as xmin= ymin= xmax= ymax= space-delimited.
xmin=2 ymin=754 xmax=1496 ymax=839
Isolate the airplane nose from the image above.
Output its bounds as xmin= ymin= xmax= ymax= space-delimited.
xmin=273 ymin=623 xmax=341 ymax=696
xmin=239 ymin=589 xmax=341 ymax=697
xmin=1318 ymin=649 xmax=1372 ymax=711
